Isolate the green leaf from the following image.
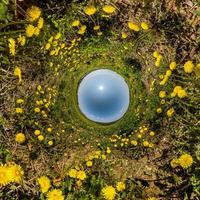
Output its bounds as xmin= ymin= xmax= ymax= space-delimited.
xmin=0 ymin=2 xmax=7 ymax=19
xmin=195 ymin=10 xmax=200 ymax=16
xmin=2 ymin=0 xmax=9 ymax=5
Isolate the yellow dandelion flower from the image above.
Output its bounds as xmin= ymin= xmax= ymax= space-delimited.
xmin=86 ymin=161 xmax=93 ymax=167
xmin=179 ymin=154 xmax=193 ymax=169
xmin=26 ymin=24 xmax=35 ymax=37
xmin=45 ymin=103 xmax=50 ymax=108
xmin=147 ymin=198 xmax=157 ymax=200
xmin=38 ymin=135 xmax=44 ymax=141
xmin=160 ymin=99 xmax=165 ymax=104
xmin=155 ymin=59 xmax=161 ymax=67
xmin=131 ymin=140 xmax=137 ymax=146
xmin=159 ymin=76 xmax=168 ymax=85
xmin=84 ymin=6 xmax=97 ymax=16
xmin=141 ymin=22 xmax=149 ymax=30
xmin=173 ymin=86 xmax=182 ymax=95
xmin=68 ymin=169 xmax=77 ymax=178
xmin=34 ymin=130 xmax=41 ymax=136
xmin=121 ymin=32 xmax=127 ymax=39
xmin=184 ymin=61 xmax=194 ymax=73
xmin=116 ymin=181 xmax=125 ymax=192
xmin=143 ymin=141 xmax=149 ymax=147
xmin=150 ymin=131 xmax=155 ymax=136
xmin=48 ymin=141 xmax=53 ymax=146
xmin=15 ymin=133 xmax=26 ymax=144
xmin=26 ymin=6 xmax=41 ymax=22
xmin=140 ymin=129 xmax=144 ymax=134
xmin=34 ymin=27 xmax=40 ymax=36
xmin=72 ymin=20 xmax=80 ymax=27
xmin=60 ymin=43 xmax=65 ymax=49
xmin=54 ymin=32 xmax=61 ymax=40
xmin=37 ymin=17 xmax=44 ymax=29
xmin=156 ymin=108 xmax=162 ymax=113
xmin=52 ymin=41 xmax=58 ymax=48
xmin=166 ymin=70 xmax=172 ymax=76
xmin=128 ymin=21 xmax=140 ymax=31
xmin=157 ymin=54 xmax=162 ymax=60
xmin=170 ymin=158 xmax=179 ymax=168
xmin=47 ymin=189 xmax=64 ymax=200
xmin=16 ymin=107 xmax=23 ymax=114
xmin=37 ymin=176 xmax=51 ymax=193
xmin=102 ymin=154 xmax=106 ymax=160
xmin=102 ymin=186 xmax=116 ymax=200
xmin=102 ymin=5 xmax=116 ymax=14
xmin=47 ymin=127 xmax=52 ymax=132
xmin=149 ymin=143 xmax=154 ymax=148
xmin=14 ymin=67 xmax=22 ymax=83
xmin=37 ymin=85 xmax=42 ymax=91
xmin=16 ymin=99 xmax=24 ymax=104
xmin=0 ymin=164 xmax=10 ymax=187
xmin=34 ymin=107 xmax=40 ymax=113
xmin=7 ymin=163 xmax=24 ymax=183
xmin=76 ymin=170 xmax=86 ymax=180
xmin=155 ymin=54 xmax=162 ymax=67
xmin=177 ymin=89 xmax=187 ymax=99
xmin=166 ymin=107 xmax=175 ymax=117
xmin=8 ymin=38 xmax=16 ymax=56
xmin=45 ymin=43 xmax=51 ymax=50
xmin=106 ymin=147 xmax=111 ymax=154
xmin=48 ymin=36 xmax=53 ymax=43
xmin=17 ymin=35 xmax=26 ymax=46
xmin=77 ymin=25 xmax=86 ymax=35
xmin=94 ymin=25 xmax=100 ymax=30
xmin=169 ymin=61 xmax=176 ymax=70
xmin=97 ymin=32 xmax=103 ymax=36
xmin=158 ymin=75 xmax=163 ymax=79
xmin=159 ymin=91 xmax=166 ymax=98
xmin=153 ymin=51 xmax=159 ymax=58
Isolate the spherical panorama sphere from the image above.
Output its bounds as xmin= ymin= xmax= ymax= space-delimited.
xmin=77 ymin=69 xmax=130 ymax=123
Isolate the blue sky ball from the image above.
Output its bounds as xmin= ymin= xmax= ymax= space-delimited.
xmin=78 ymin=69 xmax=130 ymax=123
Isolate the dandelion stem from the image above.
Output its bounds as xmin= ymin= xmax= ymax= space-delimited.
xmin=0 ymin=30 xmax=24 ymax=36
xmin=0 ymin=21 xmax=27 ymax=30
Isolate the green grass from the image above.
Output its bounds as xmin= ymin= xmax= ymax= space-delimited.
xmin=52 ymin=36 xmax=152 ymax=142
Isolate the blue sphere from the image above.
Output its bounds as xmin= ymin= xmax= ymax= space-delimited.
xmin=78 ymin=69 xmax=130 ymax=123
